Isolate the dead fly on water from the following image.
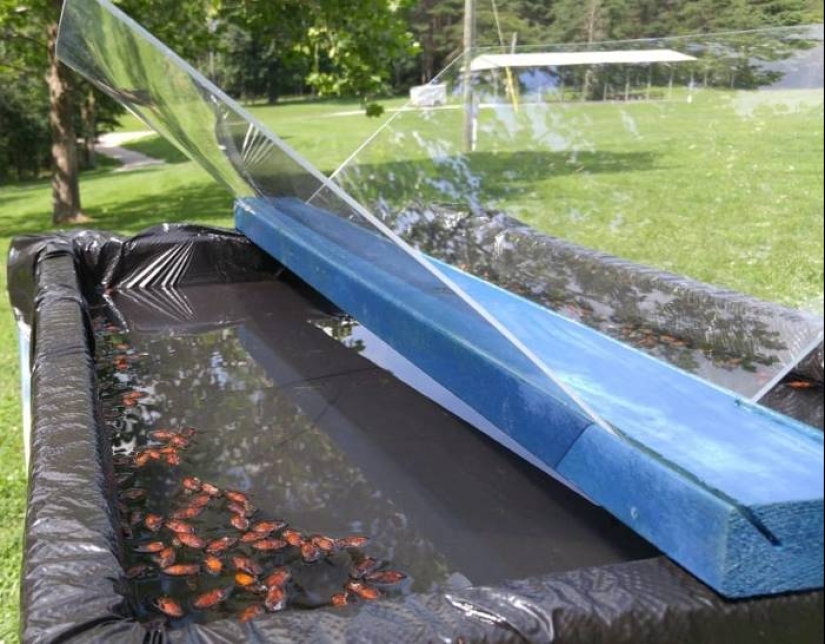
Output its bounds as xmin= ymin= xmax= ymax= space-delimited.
xmin=162 ymin=564 xmax=201 ymax=577
xmin=152 ymin=597 xmax=185 ymax=618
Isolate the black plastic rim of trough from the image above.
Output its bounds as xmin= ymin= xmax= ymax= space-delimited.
xmin=9 ymin=226 xmax=824 ymax=644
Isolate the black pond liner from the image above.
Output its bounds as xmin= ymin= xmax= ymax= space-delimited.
xmin=7 ymin=226 xmax=824 ymax=644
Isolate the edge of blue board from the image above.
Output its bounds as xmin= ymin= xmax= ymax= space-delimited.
xmin=235 ymin=197 xmax=824 ymax=599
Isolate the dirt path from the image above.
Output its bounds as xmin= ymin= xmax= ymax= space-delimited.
xmin=96 ymin=131 xmax=164 ymax=172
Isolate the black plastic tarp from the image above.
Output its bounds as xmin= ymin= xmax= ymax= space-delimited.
xmin=7 ymin=226 xmax=824 ymax=644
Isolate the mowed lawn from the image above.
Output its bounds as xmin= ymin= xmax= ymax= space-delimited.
xmin=0 ymin=92 xmax=823 ymax=640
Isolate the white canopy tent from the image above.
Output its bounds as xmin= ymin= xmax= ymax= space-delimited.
xmin=470 ymin=50 xmax=698 ymax=73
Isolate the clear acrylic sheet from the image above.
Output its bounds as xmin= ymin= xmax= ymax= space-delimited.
xmin=56 ymin=0 xmax=614 ymax=467
xmin=314 ymin=26 xmax=825 ymax=402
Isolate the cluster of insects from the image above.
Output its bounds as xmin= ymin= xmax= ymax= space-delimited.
xmin=95 ymin=316 xmax=407 ymax=626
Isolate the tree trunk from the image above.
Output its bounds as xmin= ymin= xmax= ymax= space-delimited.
xmin=81 ymin=89 xmax=97 ymax=170
xmin=47 ymin=18 xmax=86 ymax=225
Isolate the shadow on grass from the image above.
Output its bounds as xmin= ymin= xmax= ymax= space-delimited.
xmin=340 ymin=149 xmax=661 ymax=203
xmin=122 ymin=137 xmax=191 ymax=164
xmin=0 ymin=180 xmax=234 ymax=239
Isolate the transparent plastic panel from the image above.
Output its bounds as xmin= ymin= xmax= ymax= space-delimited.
xmin=56 ymin=0 xmax=614 ymax=466
xmin=316 ymin=27 xmax=825 ymax=401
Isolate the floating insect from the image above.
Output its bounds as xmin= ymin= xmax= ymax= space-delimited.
xmin=143 ymin=513 xmax=163 ymax=532
xmin=203 ymin=555 xmax=223 ymax=576
xmin=192 ymin=587 xmax=232 ymax=610
xmin=182 ymin=477 xmax=202 ymax=493
xmin=300 ymin=541 xmax=323 ymax=563
xmin=282 ymin=530 xmax=304 ymax=547
xmin=150 ymin=430 xmax=179 ymax=442
xmin=201 ymin=482 xmax=221 ymax=497
xmin=162 ymin=564 xmax=201 ymax=577
xmin=170 ymin=506 xmax=204 ymax=520
xmin=235 ymin=572 xmax=258 ymax=587
xmin=252 ymin=539 xmax=288 ymax=553
xmin=134 ymin=541 xmax=167 ymax=554
xmin=174 ymin=533 xmax=206 ymax=549
xmin=240 ymin=531 xmax=266 ymax=544
xmin=790 ymin=380 xmax=816 ymax=390
xmin=230 ymin=514 xmax=250 ymax=532
xmin=225 ymin=490 xmax=250 ymax=505
xmin=154 ymin=547 xmax=177 ymax=569
xmin=188 ymin=493 xmax=212 ymax=508
xmin=252 ymin=520 xmax=286 ymax=534
xmin=263 ymin=568 xmax=291 ymax=589
xmin=206 ymin=536 xmax=238 ymax=554
xmin=330 ymin=593 xmax=350 ymax=607
xmin=165 ymin=452 xmax=182 ymax=466
xmin=239 ymin=604 xmax=266 ymax=623
xmin=264 ymin=586 xmax=287 ymax=612
xmin=152 ymin=597 xmax=185 ymax=618
xmin=346 ymin=581 xmax=381 ymax=601
xmin=165 ymin=519 xmax=195 ymax=534
xmin=227 ymin=502 xmax=255 ymax=518
xmin=311 ymin=535 xmax=336 ymax=554
xmin=337 ymin=536 xmax=370 ymax=550
xmin=232 ymin=555 xmax=262 ymax=576
xmin=351 ymin=558 xmax=381 ymax=579
xmin=365 ymin=571 xmax=407 ymax=586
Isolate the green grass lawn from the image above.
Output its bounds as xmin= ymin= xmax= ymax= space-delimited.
xmin=0 ymin=92 xmax=823 ymax=641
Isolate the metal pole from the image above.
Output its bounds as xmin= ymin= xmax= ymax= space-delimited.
xmin=463 ymin=0 xmax=476 ymax=154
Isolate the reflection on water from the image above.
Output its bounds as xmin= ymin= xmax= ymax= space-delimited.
xmin=93 ymin=279 xmax=656 ymax=626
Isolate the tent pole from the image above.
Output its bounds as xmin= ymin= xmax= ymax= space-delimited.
xmin=463 ymin=0 xmax=477 ymax=154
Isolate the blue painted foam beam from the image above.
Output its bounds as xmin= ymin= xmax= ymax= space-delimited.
xmin=236 ymin=197 xmax=824 ymax=599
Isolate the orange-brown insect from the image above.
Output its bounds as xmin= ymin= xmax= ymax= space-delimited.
xmin=263 ymin=568 xmax=291 ymax=589
xmin=152 ymin=596 xmax=185 ymax=618
xmin=337 ymin=536 xmax=370 ymax=550
xmin=162 ymin=564 xmax=201 ymax=577
xmin=225 ymin=490 xmax=250 ymax=505
xmin=150 ymin=429 xmax=179 ymax=442
xmin=232 ymin=555 xmax=262 ymax=576
xmin=175 ymin=533 xmax=206 ymax=549
xmin=182 ymin=477 xmax=202 ymax=492
xmin=170 ymin=506 xmax=204 ymax=520
xmin=235 ymin=572 xmax=258 ymax=587
xmin=252 ymin=539 xmax=288 ymax=553
xmin=203 ymin=555 xmax=223 ymax=576
xmin=311 ymin=535 xmax=336 ymax=553
xmin=252 ymin=520 xmax=286 ymax=534
xmin=351 ymin=558 xmax=380 ymax=579
xmin=206 ymin=536 xmax=238 ymax=554
xmin=165 ymin=452 xmax=182 ymax=466
xmin=330 ymin=593 xmax=350 ymax=607
xmin=366 ymin=570 xmax=407 ymax=585
xmin=144 ymin=514 xmax=164 ymax=533
xmin=227 ymin=502 xmax=255 ymax=518
xmin=239 ymin=604 xmax=265 ymax=623
xmin=134 ymin=452 xmax=152 ymax=468
xmin=134 ymin=541 xmax=167 ymax=554
xmin=790 ymin=380 xmax=816 ymax=390
xmin=169 ymin=436 xmax=190 ymax=449
xmin=300 ymin=541 xmax=322 ymax=563
xmin=282 ymin=530 xmax=304 ymax=547
xmin=192 ymin=587 xmax=232 ymax=610
xmin=240 ymin=531 xmax=265 ymax=544
xmin=165 ymin=520 xmax=195 ymax=534
xmin=154 ymin=547 xmax=177 ymax=569
xmin=230 ymin=514 xmax=250 ymax=531
xmin=264 ymin=586 xmax=287 ymax=612
xmin=189 ymin=493 xmax=212 ymax=508
xmin=346 ymin=581 xmax=381 ymax=601
xmin=201 ymin=482 xmax=221 ymax=497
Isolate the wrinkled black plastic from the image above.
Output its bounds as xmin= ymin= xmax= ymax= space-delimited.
xmin=8 ymin=226 xmax=824 ymax=644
